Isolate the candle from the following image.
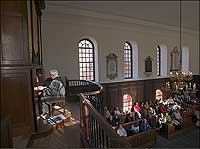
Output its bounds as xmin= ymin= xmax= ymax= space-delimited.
xmin=185 ymin=85 xmax=188 ymax=91
xmin=189 ymin=83 xmax=191 ymax=88
xmin=193 ymin=83 xmax=196 ymax=91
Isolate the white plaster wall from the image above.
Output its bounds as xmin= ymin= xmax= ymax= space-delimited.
xmin=41 ymin=9 xmax=199 ymax=82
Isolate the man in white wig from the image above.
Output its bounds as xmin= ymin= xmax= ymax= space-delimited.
xmin=37 ymin=69 xmax=65 ymax=117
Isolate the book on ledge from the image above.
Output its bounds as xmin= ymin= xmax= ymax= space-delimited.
xmin=47 ymin=114 xmax=66 ymax=125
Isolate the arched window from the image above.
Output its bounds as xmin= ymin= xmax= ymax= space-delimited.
xmin=123 ymin=94 xmax=133 ymax=112
xmin=182 ymin=46 xmax=189 ymax=74
xmin=79 ymin=39 xmax=95 ymax=81
xmin=157 ymin=45 xmax=161 ymax=76
xmin=124 ymin=42 xmax=133 ymax=79
xmin=156 ymin=89 xmax=162 ymax=100
xmin=157 ymin=44 xmax=167 ymax=77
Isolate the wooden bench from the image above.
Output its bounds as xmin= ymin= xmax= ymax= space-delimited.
xmin=127 ymin=129 xmax=157 ymax=148
xmin=159 ymin=123 xmax=175 ymax=139
xmin=118 ymin=112 xmax=136 ymax=124
xmin=114 ymin=120 xmax=157 ymax=148
xmin=181 ymin=110 xmax=194 ymax=128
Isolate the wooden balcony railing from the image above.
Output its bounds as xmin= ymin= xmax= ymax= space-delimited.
xmin=65 ymin=79 xmax=103 ymax=96
xmin=80 ymin=93 xmax=130 ymax=148
xmin=65 ymin=79 xmax=130 ymax=147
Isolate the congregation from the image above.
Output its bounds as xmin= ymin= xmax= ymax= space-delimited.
xmin=104 ymin=94 xmax=199 ymax=137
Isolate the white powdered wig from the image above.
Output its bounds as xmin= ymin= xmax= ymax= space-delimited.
xmin=49 ymin=69 xmax=59 ymax=77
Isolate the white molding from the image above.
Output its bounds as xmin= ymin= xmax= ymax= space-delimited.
xmin=44 ymin=3 xmax=199 ymax=38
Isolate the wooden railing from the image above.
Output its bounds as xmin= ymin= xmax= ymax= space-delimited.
xmin=80 ymin=94 xmax=130 ymax=148
xmin=65 ymin=79 xmax=104 ymax=113
xmin=65 ymin=79 xmax=103 ymax=96
xmin=65 ymin=79 xmax=130 ymax=147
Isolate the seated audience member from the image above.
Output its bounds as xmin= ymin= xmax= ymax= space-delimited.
xmin=143 ymin=101 xmax=150 ymax=118
xmin=171 ymin=109 xmax=183 ymax=129
xmin=148 ymin=107 xmax=156 ymax=118
xmin=124 ymin=112 xmax=133 ymax=123
xmin=140 ymin=102 xmax=145 ymax=110
xmin=158 ymin=113 xmax=167 ymax=128
xmin=130 ymin=122 xmax=140 ymax=134
xmin=184 ymin=93 xmax=191 ymax=103
xmin=117 ymin=125 xmax=127 ymax=137
xmin=113 ymin=107 xmax=122 ymax=116
xmin=105 ymin=107 xmax=112 ymax=124
xmin=36 ymin=69 xmax=65 ymax=117
xmin=165 ymin=112 xmax=172 ymax=123
xmin=167 ymin=96 xmax=175 ymax=105
xmin=144 ymin=101 xmax=150 ymax=109
xmin=159 ymin=104 xmax=168 ymax=114
xmin=139 ymin=119 xmax=151 ymax=132
xmin=147 ymin=107 xmax=157 ymax=127
xmin=112 ymin=115 xmax=120 ymax=127
xmin=132 ymin=102 xmax=142 ymax=119
xmin=171 ymin=103 xmax=181 ymax=111
xmin=180 ymin=93 xmax=189 ymax=103
xmin=194 ymin=108 xmax=200 ymax=127
xmin=173 ymin=94 xmax=181 ymax=102
xmin=154 ymin=97 xmax=162 ymax=106
xmin=172 ymin=109 xmax=183 ymax=123
xmin=163 ymin=98 xmax=169 ymax=106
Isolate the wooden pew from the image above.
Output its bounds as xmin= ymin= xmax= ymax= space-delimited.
xmin=118 ymin=112 xmax=136 ymax=124
xmin=159 ymin=123 xmax=175 ymax=139
xmin=180 ymin=110 xmax=194 ymax=128
xmin=114 ymin=120 xmax=157 ymax=148
xmin=118 ymin=114 xmax=126 ymax=124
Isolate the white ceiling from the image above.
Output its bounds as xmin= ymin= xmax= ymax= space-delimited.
xmin=45 ymin=1 xmax=199 ymax=31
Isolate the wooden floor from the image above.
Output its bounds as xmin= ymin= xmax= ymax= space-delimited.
xmin=27 ymin=101 xmax=82 ymax=148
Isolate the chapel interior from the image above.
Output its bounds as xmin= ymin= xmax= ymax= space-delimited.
xmin=1 ymin=0 xmax=200 ymax=148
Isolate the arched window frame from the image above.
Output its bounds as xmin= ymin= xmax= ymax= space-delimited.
xmin=124 ymin=42 xmax=133 ymax=79
xmin=78 ymin=38 xmax=95 ymax=81
xmin=157 ymin=45 xmax=161 ymax=76
xmin=157 ymin=44 xmax=167 ymax=77
xmin=181 ymin=46 xmax=189 ymax=74
xmin=123 ymin=94 xmax=133 ymax=113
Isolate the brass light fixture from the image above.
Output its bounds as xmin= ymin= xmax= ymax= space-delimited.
xmin=166 ymin=1 xmax=196 ymax=96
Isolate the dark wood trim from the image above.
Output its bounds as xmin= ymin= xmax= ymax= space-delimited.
xmin=30 ymin=0 xmax=34 ymax=64
xmin=39 ymin=16 xmax=43 ymax=65
xmin=1 ymin=64 xmax=43 ymax=70
xmin=102 ymin=75 xmax=200 ymax=112
xmin=36 ymin=15 xmax=40 ymax=64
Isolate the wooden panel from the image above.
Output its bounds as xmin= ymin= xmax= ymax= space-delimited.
xmin=0 ymin=116 xmax=13 ymax=148
xmin=102 ymin=78 xmax=167 ymax=111
xmin=1 ymin=1 xmax=28 ymax=65
xmin=144 ymin=80 xmax=153 ymax=101
xmin=108 ymin=88 xmax=119 ymax=111
xmin=1 ymin=15 xmax=25 ymax=64
xmin=1 ymin=1 xmax=26 ymax=16
xmin=1 ymin=68 xmax=34 ymax=136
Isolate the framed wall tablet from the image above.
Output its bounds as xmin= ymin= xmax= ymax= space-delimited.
xmin=106 ymin=53 xmax=118 ymax=80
